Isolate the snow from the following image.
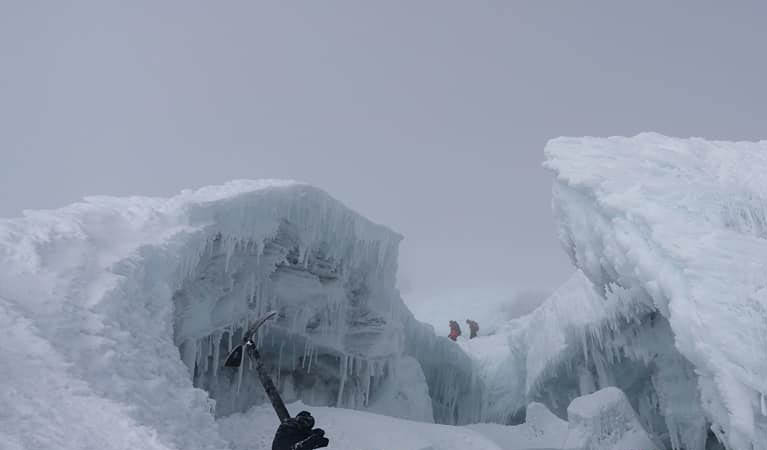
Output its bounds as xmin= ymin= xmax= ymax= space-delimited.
xmin=218 ymin=401 xmax=502 ymax=450
xmin=469 ymin=402 xmax=568 ymax=450
xmin=563 ymin=387 xmax=657 ymax=450
xmin=545 ymin=133 xmax=767 ymax=450
xmin=218 ymin=388 xmax=657 ymax=450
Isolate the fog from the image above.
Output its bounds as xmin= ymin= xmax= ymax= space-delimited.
xmin=2 ymin=2 xmax=766 ymax=305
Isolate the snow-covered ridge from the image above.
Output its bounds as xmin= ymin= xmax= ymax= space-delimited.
xmin=0 ymin=180 xmax=475 ymax=450
xmin=544 ymin=133 xmax=767 ymax=450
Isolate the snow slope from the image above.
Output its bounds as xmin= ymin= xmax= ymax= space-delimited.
xmin=563 ymin=387 xmax=657 ymax=450
xmin=0 ymin=180 xmax=477 ymax=449
xmin=220 ymin=391 xmax=653 ymax=450
xmin=468 ymin=402 xmax=569 ymax=450
xmin=219 ymin=401 xmax=502 ymax=450
xmin=545 ymin=133 xmax=767 ymax=450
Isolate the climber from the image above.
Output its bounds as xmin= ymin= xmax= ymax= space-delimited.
xmin=272 ymin=410 xmax=329 ymax=450
xmin=448 ymin=320 xmax=461 ymax=341
xmin=466 ymin=319 xmax=479 ymax=339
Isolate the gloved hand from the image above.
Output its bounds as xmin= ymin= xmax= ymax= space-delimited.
xmin=272 ymin=411 xmax=329 ymax=450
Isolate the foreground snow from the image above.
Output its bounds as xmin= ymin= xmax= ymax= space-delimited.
xmin=219 ymin=402 xmax=501 ymax=450
xmin=219 ymin=389 xmax=657 ymax=450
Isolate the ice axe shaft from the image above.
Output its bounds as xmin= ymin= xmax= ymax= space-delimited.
xmin=223 ymin=310 xmax=290 ymax=422
xmin=247 ymin=344 xmax=291 ymax=422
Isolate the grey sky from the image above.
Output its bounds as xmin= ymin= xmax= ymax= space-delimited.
xmin=2 ymin=2 xmax=766 ymax=299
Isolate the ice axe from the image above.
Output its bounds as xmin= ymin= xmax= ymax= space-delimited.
xmin=223 ymin=310 xmax=290 ymax=422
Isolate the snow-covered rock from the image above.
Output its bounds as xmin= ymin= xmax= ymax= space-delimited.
xmin=544 ymin=133 xmax=767 ymax=450
xmin=0 ymin=180 xmax=479 ymax=450
xmin=563 ymin=387 xmax=657 ymax=450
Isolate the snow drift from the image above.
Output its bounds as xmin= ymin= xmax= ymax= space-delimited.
xmin=543 ymin=133 xmax=767 ymax=450
xmin=219 ymin=400 xmax=501 ymax=450
xmin=0 ymin=180 xmax=479 ymax=450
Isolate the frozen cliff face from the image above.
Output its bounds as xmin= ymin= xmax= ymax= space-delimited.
xmin=544 ymin=133 xmax=767 ymax=450
xmin=475 ymin=270 xmax=706 ymax=448
xmin=168 ymin=182 xmax=478 ymax=423
xmin=521 ymin=271 xmax=707 ymax=450
xmin=169 ymin=182 xmax=412 ymax=417
xmin=0 ymin=180 xmax=477 ymax=449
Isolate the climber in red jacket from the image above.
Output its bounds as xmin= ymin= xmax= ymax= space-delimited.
xmin=448 ymin=320 xmax=461 ymax=341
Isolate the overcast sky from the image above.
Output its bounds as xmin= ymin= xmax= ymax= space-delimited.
xmin=2 ymin=2 xmax=766 ymax=300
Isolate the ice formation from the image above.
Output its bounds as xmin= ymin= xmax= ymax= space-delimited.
xmin=563 ymin=387 xmax=657 ymax=450
xmin=0 ymin=180 xmax=479 ymax=450
xmin=469 ymin=402 xmax=569 ymax=450
xmin=543 ymin=133 xmax=767 ymax=450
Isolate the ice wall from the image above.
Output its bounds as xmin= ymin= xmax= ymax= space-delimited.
xmin=167 ymin=182 xmax=478 ymax=423
xmin=168 ymin=182 xmax=414 ymax=417
xmin=544 ymin=134 xmax=767 ymax=450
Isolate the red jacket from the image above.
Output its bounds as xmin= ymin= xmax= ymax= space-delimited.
xmin=448 ymin=321 xmax=462 ymax=341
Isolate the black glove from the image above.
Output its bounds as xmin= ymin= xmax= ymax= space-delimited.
xmin=272 ymin=411 xmax=329 ymax=450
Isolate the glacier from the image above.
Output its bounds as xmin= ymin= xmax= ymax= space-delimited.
xmin=4 ymin=134 xmax=767 ymax=450
xmin=0 ymin=180 xmax=480 ymax=450
xmin=540 ymin=134 xmax=767 ymax=450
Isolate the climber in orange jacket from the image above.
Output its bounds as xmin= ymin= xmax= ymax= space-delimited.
xmin=448 ymin=320 xmax=462 ymax=341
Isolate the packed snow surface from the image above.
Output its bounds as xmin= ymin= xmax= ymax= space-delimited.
xmin=468 ymin=402 xmax=569 ymax=450
xmin=563 ymin=387 xmax=657 ymax=450
xmin=545 ymin=133 xmax=767 ymax=450
xmin=219 ymin=401 xmax=502 ymax=450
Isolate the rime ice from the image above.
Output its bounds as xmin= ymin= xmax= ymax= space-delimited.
xmin=544 ymin=133 xmax=767 ymax=450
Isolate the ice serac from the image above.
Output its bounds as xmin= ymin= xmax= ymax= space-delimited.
xmin=0 ymin=180 xmax=476 ymax=449
xmin=511 ymin=270 xmax=705 ymax=450
xmin=168 ymin=181 xmax=477 ymax=424
xmin=545 ymin=133 xmax=767 ymax=450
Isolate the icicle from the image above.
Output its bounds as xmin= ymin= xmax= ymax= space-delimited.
xmin=213 ymin=332 xmax=221 ymax=379
xmin=277 ymin=342 xmax=284 ymax=388
xmin=202 ymin=337 xmax=209 ymax=374
xmin=337 ymin=355 xmax=348 ymax=407
xmin=307 ymin=344 xmax=315 ymax=374
xmin=224 ymin=237 xmax=234 ymax=273
xmin=363 ymin=362 xmax=372 ymax=406
xmin=236 ymin=345 xmax=245 ymax=394
xmin=193 ymin=339 xmax=202 ymax=380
